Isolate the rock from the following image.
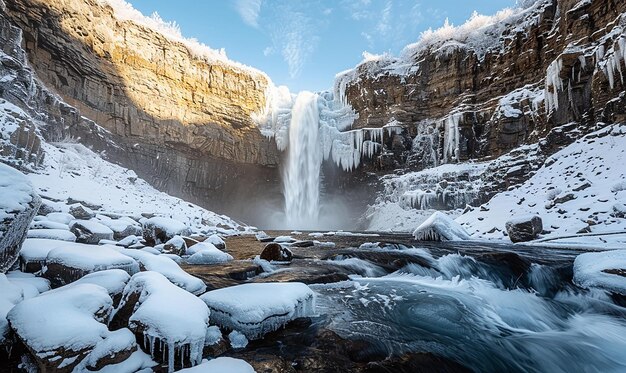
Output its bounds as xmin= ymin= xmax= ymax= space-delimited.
xmin=413 ymin=212 xmax=471 ymax=241
xmin=7 ymin=283 xmax=137 ymax=373
xmin=505 ymin=215 xmax=543 ymax=243
xmin=163 ymin=235 xmax=187 ymax=256
xmin=97 ymin=217 xmax=143 ymax=241
xmin=0 ymin=164 xmax=41 ymax=273
xmin=43 ymin=244 xmax=139 ymax=287
xmin=111 ymin=272 xmax=210 ymax=372
xmin=142 ymin=217 xmax=190 ymax=246
xmin=260 ymin=243 xmax=293 ymax=262
xmin=205 ymin=234 xmax=226 ymax=250
xmin=70 ymin=220 xmax=114 ymax=244
xmin=68 ymin=203 xmax=95 ymax=220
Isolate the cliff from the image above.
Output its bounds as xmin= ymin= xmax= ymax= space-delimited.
xmin=2 ymin=0 xmax=281 ymax=221
xmin=339 ymin=0 xmax=626 ymax=169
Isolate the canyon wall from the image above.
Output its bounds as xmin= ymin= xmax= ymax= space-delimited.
xmin=2 ymin=0 xmax=281 ymax=222
xmin=340 ymin=0 xmax=626 ymax=171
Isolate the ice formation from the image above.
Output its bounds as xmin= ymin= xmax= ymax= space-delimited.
xmin=113 ymin=271 xmax=210 ymax=373
xmin=177 ymin=357 xmax=256 ymax=373
xmin=200 ymin=282 xmax=316 ymax=340
xmin=413 ymin=211 xmax=471 ymax=241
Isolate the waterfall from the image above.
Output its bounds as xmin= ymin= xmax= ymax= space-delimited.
xmin=283 ymin=91 xmax=322 ymax=229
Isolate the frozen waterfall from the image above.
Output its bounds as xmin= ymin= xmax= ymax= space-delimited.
xmin=283 ymin=91 xmax=322 ymax=228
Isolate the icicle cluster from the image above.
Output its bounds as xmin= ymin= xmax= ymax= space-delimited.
xmin=545 ymin=58 xmax=563 ymax=113
xmin=439 ymin=113 xmax=462 ymax=163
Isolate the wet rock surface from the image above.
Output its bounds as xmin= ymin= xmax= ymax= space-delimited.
xmin=506 ymin=215 xmax=543 ymax=243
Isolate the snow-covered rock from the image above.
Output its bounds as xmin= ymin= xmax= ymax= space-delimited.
xmin=204 ymin=234 xmax=226 ymax=250
xmin=505 ymin=215 xmax=543 ymax=242
xmin=68 ymin=203 xmax=95 ymax=220
xmin=186 ymin=242 xmax=233 ymax=265
xmin=412 ymin=211 xmax=471 ymax=241
xmin=573 ymin=250 xmax=626 ymax=295
xmin=96 ymin=216 xmax=143 ymax=240
xmin=70 ymin=219 xmax=115 ymax=244
xmin=0 ymin=274 xmax=23 ymax=344
xmin=26 ymin=228 xmax=76 ymax=241
xmin=163 ymin=235 xmax=187 ymax=256
xmin=7 ymin=283 xmax=137 ymax=372
xmin=111 ymin=272 xmax=210 ymax=372
xmin=43 ymin=244 xmax=139 ymax=286
xmin=5 ymin=271 xmax=50 ymax=299
xmin=19 ymin=238 xmax=71 ymax=273
xmin=0 ymin=163 xmax=41 ymax=272
xmin=44 ymin=212 xmax=75 ymax=225
xmin=176 ymin=357 xmax=255 ymax=373
xmin=142 ymin=217 xmax=191 ymax=246
xmin=117 ymin=248 xmax=206 ymax=295
xmin=200 ymin=282 xmax=315 ymax=340
xmin=29 ymin=220 xmax=69 ymax=230
xmin=69 ymin=269 xmax=131 ymax=306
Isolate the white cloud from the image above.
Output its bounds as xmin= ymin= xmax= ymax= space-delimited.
xmin=235 ymin=0 xmax=262 ymax=28
xmin=263 ymin=46 xmax=274 ymax=56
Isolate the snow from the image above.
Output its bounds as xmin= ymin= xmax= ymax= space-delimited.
xmin=176 ymin=357 xmax=255 ymax=373
xmin=0 ymin=274 xmax=23 ymax=343
xmin=413 ymin=211 xmax=471 ymax=241
xmin=6 ymin=271 xmax=50 ymax=298
xmin=26 ymin=142 xmax=247 ymax=236
xmin=0 ymin=163 xmax=37 ymax=223
xmin=200 ymin=282 xmax=315 ymax=340
xmin=30 ymin=220 xmax=69 ymax=230
xmin=7 ymin=283 xmax=113 ymax=355
xmin=114 ymin=271 xmax=210 ymax=372
xmin=143 ymin=217 xmax=190 ymax=238
xmin=117 ymin=248 xmax=206 ymax=295
xmin=45 ymin=244 xmax=139 ymax=275
xmin=71 ymin=219 xmax=115 ymax=235
xmin=19 ymin=238 xmax=74 ymax=266
xmin=186 ymin=245 xmax=233 ymax=265
xmin=458 ymin=124 xmax=626 ymax=240
xmin=204 ymin=234 xmax=226 ymax=249
xmin=69 ymin=269 xmax=131 ymax=298
xmin=26 ymin=228 xmax=77 ymax=241
xmin=573 ymin=250 xmax=626 ymax=295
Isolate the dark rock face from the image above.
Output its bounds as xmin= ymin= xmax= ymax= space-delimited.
xmin=505 ymin=215 xmax=543 ymax=243
xmin=260 ymin=243 xmax=293 ymax=262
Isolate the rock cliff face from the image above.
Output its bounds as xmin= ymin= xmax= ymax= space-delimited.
xmin=2 ymin=0 xmax=281 ymax=222
xmin=340 ymin=0 xmax=626 ymax=169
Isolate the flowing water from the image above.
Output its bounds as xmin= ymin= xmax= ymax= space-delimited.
xmin=282 ymin=91 xmax=322 ymax=229
xmin=314 ymin=244 xmax=626 ymax=372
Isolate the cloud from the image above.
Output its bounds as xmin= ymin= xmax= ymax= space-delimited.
xmin=261 ymin=1 xmax=328 ymax=79
xmin=234 ymin=0 xmax=262 ymax=28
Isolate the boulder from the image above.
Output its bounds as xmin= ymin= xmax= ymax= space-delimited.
xmin=110 ymin=272 xmax=210 ymax=372
xmin=43 ymin=244 xmax=139 ymax=287
xmin=163 ymin=235 xmax=187 ymax=256
xmin=205 ymin=234 xmax=226 ymax=250
xmin=96 ymin=217 xmax=143 ymax=240
xmin=69 ymin=203 xmax=95 ymax=220
xmin=70 ymin=220 xmax=114 ymax=244
xmin=413 ymin=212 xmax=471 ymax=241
xmin=7 ymin=283 xmax=139 ymax=373
xmin=505 ymin=215 xmax=543 ymax=243
xmin=260 ymin=243 xmax=293 ymax=262
xmin=0 ymin=164 xmax=41 ymax=272
xmin=142 ymin=217 xmax=190 ymax=246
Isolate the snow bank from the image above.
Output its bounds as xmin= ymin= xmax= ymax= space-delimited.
xmin=114 ymin=271 xmax=210 ymax=372
xmin=117 ymin=248 xmax=206 ymax=295
xmin=177 ymin=357 xmax=255 ymax=373
xmin=413 ymin=211 xmax=471 ymax=241
xmin=573 ymin=250 xmax=626 ymax=295
xmin=201 ymin=282 xmax=315 ymax=340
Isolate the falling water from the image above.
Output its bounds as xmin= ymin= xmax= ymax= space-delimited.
xmin=283 ymin=91 xmax=322 ymax=229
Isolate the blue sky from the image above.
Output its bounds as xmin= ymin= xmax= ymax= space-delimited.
xmin=127 ymin=0 xmax=516 ymax=92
